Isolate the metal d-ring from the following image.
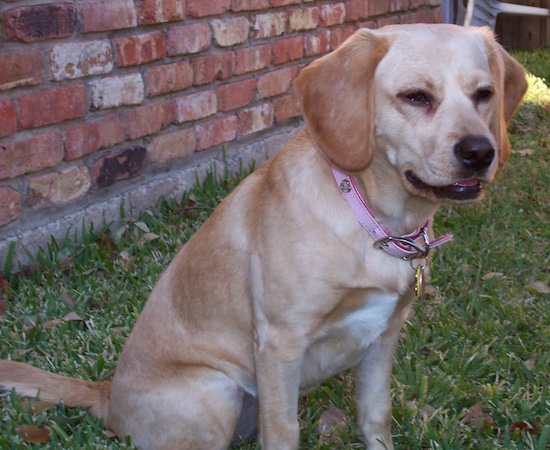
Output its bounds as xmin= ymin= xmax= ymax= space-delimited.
xmin=373 ymin=235 xmax=431 ymax=259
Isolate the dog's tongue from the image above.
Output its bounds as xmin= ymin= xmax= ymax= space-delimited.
xmin=454 ymin=178 xmax=480 ymax=187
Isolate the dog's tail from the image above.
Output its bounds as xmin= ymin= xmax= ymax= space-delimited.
xmin=0 ymin=360 xmax=111 ymax=419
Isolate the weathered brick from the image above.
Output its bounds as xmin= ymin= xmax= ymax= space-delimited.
xmin=238 ymin=103 xmax=274 ymax=136
xmin=167 ymin=23 xmax=211 ymax=56
xmin=3 ymin=3 xmax=76 ymax=43
xmin=216 ymin=78 xmax=256 ymax=112
xmin=121 ymin=101 xmax=175 ymax=140
xmin=319 ymin=3 xmax=346 ymax=26
xmin=287 ymin=7 xmax=319 ymax=32
xmin=0 ymin=132 xmax=64 ymax=180
xmin=252 ymin=12 xmax=286 ymax=39
xmin=16 ymin=85 xmax=86 ymax=130
xmin=195 ymin=116 xmax=237 ymax=151
xmin=91 ymin=146 xmax=147 ymax=189
xmin=274 ymin=94 xmax=301 ymax=123
xmin=148 ymin=128 xmax=196 ymax=164
xmin=90 ymin=74 xmax=145 ymax=110
xmin=369 ymin=0 xmax=391 ymax=16
xmin=388 ymin=0 xmax=407 ymax=13
xmin=63 ymin=115 xmax=126 ymax=161
xmin=27 ymin=165 xmax=91 ymax=208
xmin=0 ymin=100 xmax=16 ymax=138
xmin=270 ymin=0 xmax=300 ymax=6
xmin=211 ymin=17 xmax=250 ymax=47
xmin=174 ymin=91 xmax=217 ymax=123
xmin=187 ymin=0 xmax=231 ymax=17
xmin=0 ymin=187 xmax=20 ymax=226
xmin=272 ymin=36 xmax=303 ymax=65
xmin=257 ymin=68 xmax=293 ymax=99
xmin=192 ymin=52 xmax=233 ymax=86
xmin=231 ymin=0 xmax=269 ymax=11
xmin=114 ymin=32 xmax=166 ymax=67
xmin=145 ymin=60 xmax=193 ymax=97
xmin=304 ymin=30 xmax=331 ymax=57
xmin=0 ymin=49 xmax=44 ymax=91
xmin=233 ymin=45 xmax=271 ymax=75
xmin=135 ymin=0 xmax=185 ymax=24
xmin=345 ymin=0 xmax=370 ymax=21
xmin=49 ymin=40 xmax=113 ymax=81
xmin=79 ymin=0 xmax=137 ymax=33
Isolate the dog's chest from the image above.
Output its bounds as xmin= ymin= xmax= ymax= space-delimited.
xmin=300 ymin=291 xmax=402 ymax=389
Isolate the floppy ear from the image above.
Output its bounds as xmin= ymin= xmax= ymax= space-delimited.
xmin=484 ymin=31 xmax=528 ymax=167
xmin=293 ymin=28 xmax=390 ymax=172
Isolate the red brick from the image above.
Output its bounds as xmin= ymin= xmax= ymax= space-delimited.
xmin=274 ymin=94 xmax=301 ymax=123
xmin=331 ymin=26 xmax=357 ymax=49
xmin=211 ymin=17 xmax=250 ymax=47
xmin=388 ymin=0 xmax=407 ymax=13
xmin=187 ymin=0 xmax=231 ymax=17
xmin=135 ymin=0 xmax=185 ymax=24
xmin=257 ymin=68 xmax=293 ymax=99
xmin=148 ymin=128 xmax=196 ymax=164
xmin=369 ymin=0 xmax=390 ymax=16
xmin=304 ymin=30 xmax=331 ymax=57
xmin=272 ymin=36 xmax=303 ymax=65
xmin=90 ymin=74 xmax=145 ymax=110
xmin=49 ymin=40 xmax=113 ymax=81
xmin=0 ymin=187 xmax=20 ymax=226
xmin=63 ymin=115 xmax=126 ymax=161
xmin=3 ymin=3 xmax=76 ymax=43
xmin=174 ymin=91 xmax=217 ymax=123
xmin=167 ymin=23 xmax=212 ymax=56
xmin=145 ymin=60 xmax=193 ymax=97
xmin=27 ymin=165 xmax=91 ymax=208
xmin=319 ymin=3 xmax=346 ymax=26
xmin=91 ymin=146 xmax=147 ymax=189
xmin=195 ymin=116 xmax=237 ymax=151
xmin=238 ymin=103 xmax=274 ymax=136
xmin=0 ymin=100 xmax=16 ymax=138
xmin=345 ymin=0 xmax=370 ymax=21
xmin=79 ymin=0 xmax=137 ymax=33
xmin=0 ymin=49 xmax=44 ymax=91
xmin=233 ymin=45 xmax=271 ymax=75
xmin=216 ymin=78 xmax=256 ymax=112
xmin=114 ymin=32 xmax=166 ymax=67
xmin=120 ymin=101 xmax=176 ymax=140
xmin=287 ymin=7 xmax=319 ymax=32
xmin=231 ymin=0 xmax=269 ymax=11
xmin=252 ymin=12 xmax=286 ymax=39
xmin=270 ymin=0 xmax=300 ymax=6
xmin=0 ymin=132 xmax=64 ymax=180
xmin=15 ymin=85 xmax=86 ymax=130
xmin=192 ymin=52 xmax=233 ymax=86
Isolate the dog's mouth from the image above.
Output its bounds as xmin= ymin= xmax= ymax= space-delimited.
xmin=405 ymin=170 xmax=483 ymax=201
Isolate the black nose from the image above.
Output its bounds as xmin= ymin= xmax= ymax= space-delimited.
xmin=453 ymin=136 xmax=495 ymax=172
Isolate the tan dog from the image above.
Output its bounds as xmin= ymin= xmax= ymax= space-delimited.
xmin=0 ymin=24 xmax=526 ymax=450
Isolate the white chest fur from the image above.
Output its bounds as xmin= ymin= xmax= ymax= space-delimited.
xmin=300 ymin=291 xmax=402 ymax=390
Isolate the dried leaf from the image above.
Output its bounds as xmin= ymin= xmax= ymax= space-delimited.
xmin=20 ymin=399 xmax=54 ymax=414
xmin=461 ymin=403 xmax=495 ymax=430
xmin=124 ymin=256 xmax=136 ymax=272
xmin=524 ymin=358 xmax=536 ymax=370
xmin=424 ymin=284 xmax=437 ymax=297
xmin=318 ymin=407 xmax=348 ymax=444
xmin=17 ymin=424 xmax=51 ymax=444
xmin=512 ymin=148 xmax=535 ymax=157
xmin=22 ymin=313 xmax=47 ymax=327
xmin=509 ymin=420 xmax=540 ymax=438
xmin=104 ymin=429 xmax=117 ymax=438
xmin=63 ymin=311 xmax=84 ymax=322
xmin=138 ymin=233 xmax=160 ymax=245
xmin=528 ymin=281 xmax=550 ymax=294
xmin=419 ymin=347 xmax=432 ymax=356
xmin=134 ymin=221 xmax=150 ymax=233
xmin=60 ymin=291 xmax=75 ymax=307
xmin=482 ymin=272 xmax=504 ymax=281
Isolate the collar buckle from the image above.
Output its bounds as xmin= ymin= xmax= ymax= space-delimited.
xmin=373 ymin=236 xmax=430 ymax=260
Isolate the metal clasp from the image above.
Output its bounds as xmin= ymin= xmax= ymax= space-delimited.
xmin=373 ymin=235 xmax=431 ymax=260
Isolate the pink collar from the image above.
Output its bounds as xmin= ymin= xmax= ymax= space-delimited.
xmin=332 ymin=167 xmax=453 ymax=260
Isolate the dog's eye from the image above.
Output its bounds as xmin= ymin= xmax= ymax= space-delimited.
xmin=401 ymin=91 xmax=432 ymax=108
xmin=474 ymin=88 xmax=493 ymax=103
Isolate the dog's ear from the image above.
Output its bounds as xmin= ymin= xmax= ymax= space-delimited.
xmin=484 ymin=31 xmax=528 ymax=167
xmin=293 ymin=29 xmax=390 ymax=172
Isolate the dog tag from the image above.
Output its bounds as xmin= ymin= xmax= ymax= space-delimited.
xmin=415 ymin=264 xmax=424 ymax=301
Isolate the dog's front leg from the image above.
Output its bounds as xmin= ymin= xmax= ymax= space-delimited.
xmin=355 ymin=294 xmax=413 ymax=450
xmin=254 ymin=331 xmax=303 ymax=450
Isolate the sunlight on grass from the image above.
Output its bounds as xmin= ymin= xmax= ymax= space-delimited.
xmin=524 ymin=73 xmax=550 ymax=105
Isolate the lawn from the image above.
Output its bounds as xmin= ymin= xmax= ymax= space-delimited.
xmin=1 ymin=50 xmax=548 ymax=449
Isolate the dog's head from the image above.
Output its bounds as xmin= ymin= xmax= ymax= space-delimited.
xmin=294 ymin=24 xmax=527 ymax=203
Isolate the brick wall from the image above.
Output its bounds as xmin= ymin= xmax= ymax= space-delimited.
xmin=0 ymin=0 xmax=442 ymax=266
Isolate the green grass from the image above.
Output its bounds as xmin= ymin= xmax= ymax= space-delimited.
xmin=1 ymin=52 xmax=549 ymax=449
